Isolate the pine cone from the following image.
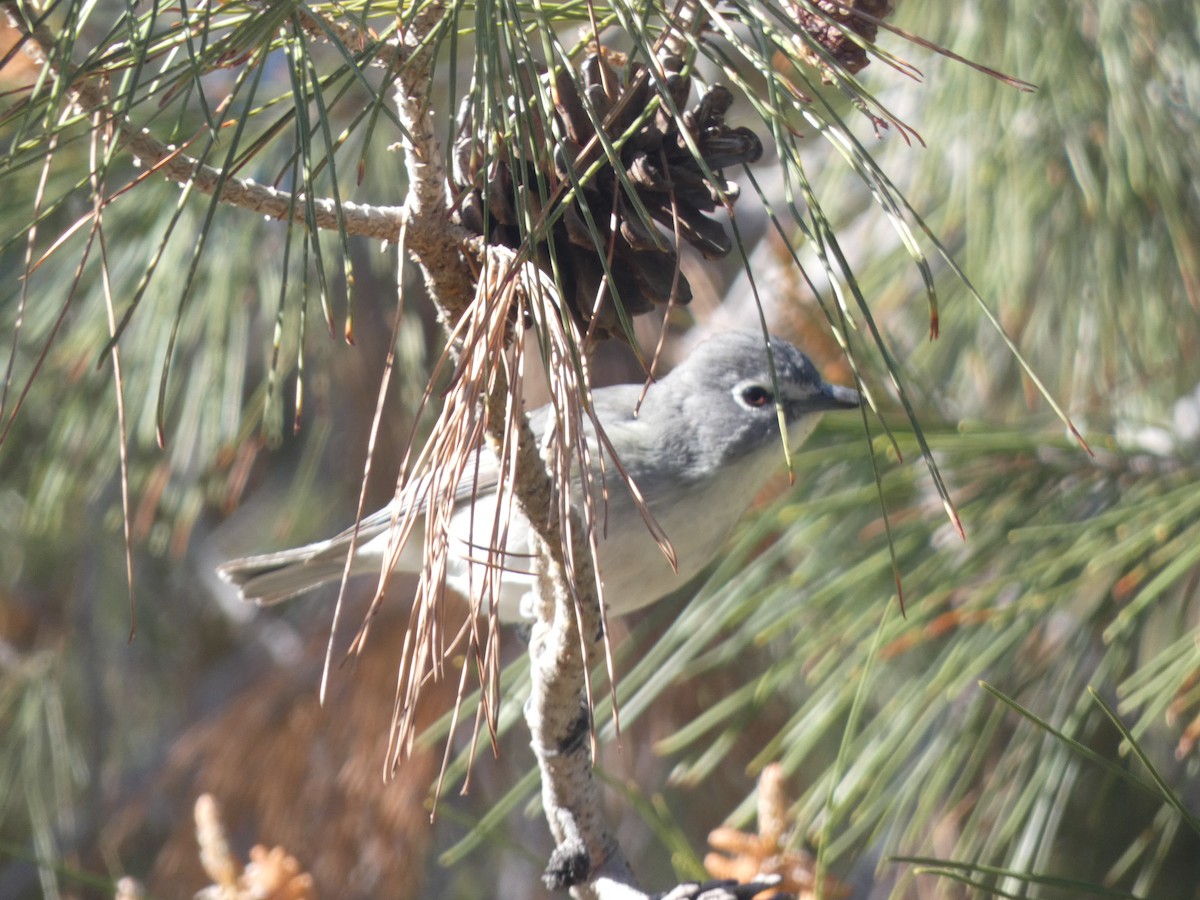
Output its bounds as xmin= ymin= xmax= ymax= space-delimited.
xmin=454 ymin=50 xmax=762 ymax=339
xmin=790 ymin=0 xmax=894 ymax=78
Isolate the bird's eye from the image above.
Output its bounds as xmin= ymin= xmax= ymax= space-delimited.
xmin=739 ymin=385 xmax=773 ymax=408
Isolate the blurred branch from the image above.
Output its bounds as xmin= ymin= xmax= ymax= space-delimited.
xmin=292 ymin=3 xmax=377 ymax=53
xmin=193 ymin=794 xmax=317 ymax=900
xmin=1 ymin=0 xmax=404 ymax=241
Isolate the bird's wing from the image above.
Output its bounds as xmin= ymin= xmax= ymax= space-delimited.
xmin=325 ymin=442 xmax=504 ymax=547
xmin=216 ymin=443 xmax=506 ymax=605
xmin=217 ymin=387 xmax=648 ymax=605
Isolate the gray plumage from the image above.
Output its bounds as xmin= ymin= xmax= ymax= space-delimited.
xmin=216 ymin=331 xmax=859 ymax=621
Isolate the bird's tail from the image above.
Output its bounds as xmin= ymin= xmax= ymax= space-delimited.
xmin=216 ymin=539 xmax=375 ymax=606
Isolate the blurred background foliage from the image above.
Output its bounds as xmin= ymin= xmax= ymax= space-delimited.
xmin=1 ymin=0 xmax=1199 ymax=898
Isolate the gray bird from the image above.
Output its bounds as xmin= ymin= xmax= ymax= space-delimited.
xmin=216 ymin=331 xmax=859 ymax=621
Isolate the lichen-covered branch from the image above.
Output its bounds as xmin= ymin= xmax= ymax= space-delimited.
xmin=390 ymin=6 xmax=631 ymax=889
xmin=511 ymin=405 xmax=635 ymax=899
xmin=392 ymin=3 xmax=476 ymax=323
xmin=447 ymin=262 xmax=634 ymax=898
xmin=388 ymin=9 xmax=618 ymax=881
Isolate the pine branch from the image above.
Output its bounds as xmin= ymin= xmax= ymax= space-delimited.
xmin=292 ymin=3 xmax=377 ymax=54
xmin=391 ymin=2 xmax=475 ymax=321
xmin=386 ymin=6 xmax=629 ymax=894
xmin=388 ymin=5 xmax=788 ymax=893
xmin=2 ymin=0 xmax=405 ymax=241
xmin=513 ymin=390 xmax=636 ymax=899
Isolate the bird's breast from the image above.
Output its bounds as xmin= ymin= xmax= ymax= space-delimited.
xmin=589 ymin=461 xmax=769 ymax=616
xmin=439 ymin=443 xmax=786 ymax=621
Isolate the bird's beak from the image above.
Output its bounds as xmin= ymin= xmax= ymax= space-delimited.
xmin=811 ymin=382 xmax=861 ymax=412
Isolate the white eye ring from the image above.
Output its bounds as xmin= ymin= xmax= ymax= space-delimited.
xmin=735 ymin=382 xmax=774 ymax=409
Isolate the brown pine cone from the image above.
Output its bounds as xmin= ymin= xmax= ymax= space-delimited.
xmin=454 ymin=50 xmax=762 ymax=339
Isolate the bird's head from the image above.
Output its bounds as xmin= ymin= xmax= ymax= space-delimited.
xmin=647 ymin=331 xmax=860 ymax=472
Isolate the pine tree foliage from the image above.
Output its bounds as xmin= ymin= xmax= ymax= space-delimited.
xmin=585 ymin=2 xmax=1200 ymax=896
xmin=1 ymin=0 xmax=1197 ymax=897
xmin=433 ymin=2 xmax=1200 ymax=896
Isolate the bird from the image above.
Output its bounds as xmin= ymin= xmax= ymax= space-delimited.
xmin=216 ymin=331 xmax=860 ymax=622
